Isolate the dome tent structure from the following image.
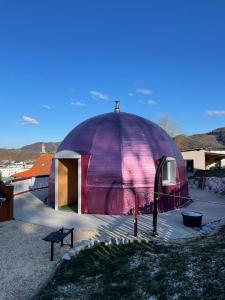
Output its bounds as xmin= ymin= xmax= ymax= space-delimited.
xmin=49 ymin=104 xmax=188 ymax=215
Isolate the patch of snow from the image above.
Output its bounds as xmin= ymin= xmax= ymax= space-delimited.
xmin=210 ymin=217 xmax=225 ymax=235
xmin=62 ymin=253 xmax=71 ymax=261
xmin=111 ymin=281 xmax=127 ymax=287
xmin=148 ymin=296 xmax=158 ymax=300
xmin=57 ymin=283 xmax=75 ymax=293
xmin=68 ymin=249 xmax=76 ymax=256
xmin=149 ymin=266 xmax=160 ymax=278
xmin=129 ymin=255 xmax=143 ymax=269
xmin=185 ymin=269 xmax=194 ymax=279
xmin=194 ymin=220 xmax=220 ymax=234
xmin=171 ymin=294 xmax=181 ymax=300
xmin=145 ymin=251 xmax=157 ymax=257
xmin=172 ymin=281 xmax=182 ymax=289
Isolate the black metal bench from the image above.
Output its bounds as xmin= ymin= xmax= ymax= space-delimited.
xmin=43 ymin=227 xmax=74 ymax=261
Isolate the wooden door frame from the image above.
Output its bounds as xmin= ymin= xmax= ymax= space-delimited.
xmin=54 ymin=150 xmax=82 ymax=214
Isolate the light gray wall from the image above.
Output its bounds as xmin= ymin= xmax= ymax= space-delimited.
xmin=181 ymin=150 xmax=206 ymax=170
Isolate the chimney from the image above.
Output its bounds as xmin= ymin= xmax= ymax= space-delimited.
xmin=41 ymin=143 xmax=46 ymax=153
xmin=114 ymin=101 xmax=120 ymax=113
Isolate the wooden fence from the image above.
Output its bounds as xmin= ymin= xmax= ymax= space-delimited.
xmin=0 ymin=180 xmax=14 ymax=222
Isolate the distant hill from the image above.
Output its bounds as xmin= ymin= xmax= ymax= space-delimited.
xmin=175 ymin=127 xmax=225 ymax=150
xmin=210 ymin=127 xmax=225 ymax=145
xmin=0 ymin=142 xmax=61 ymax=162
xmin=174 ymin=135 xmax=201 ymax=150
xmin=1 ymin=127 xmax=225 ymax=162
xmin=0 ymin=149 xmax=40 ymax=162
xmin=20 ymin=142 xmax=61 ymax=153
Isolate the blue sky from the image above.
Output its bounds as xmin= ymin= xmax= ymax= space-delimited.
xmin=1 ymin=0 xmax=225 ymax=148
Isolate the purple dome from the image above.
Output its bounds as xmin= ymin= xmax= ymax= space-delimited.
xmin=49 ymin=112 xmax=188 ymax=214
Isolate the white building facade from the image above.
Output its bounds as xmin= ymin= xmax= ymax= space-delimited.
xmin=181 ymin=148 xmax=225 ymax=171
xmin=0 ymin=162 xmax=33 ymax=178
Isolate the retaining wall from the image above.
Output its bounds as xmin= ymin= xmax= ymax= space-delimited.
xmin=11 ymin=176 xmax=49 ymax=195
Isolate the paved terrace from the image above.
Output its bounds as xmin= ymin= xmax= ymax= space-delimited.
xmin=14 ymin=188 xmax=225 ymax=241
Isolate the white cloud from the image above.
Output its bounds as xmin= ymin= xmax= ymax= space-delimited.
xmin=42 ymin=105 xmax=52 ymax=110
xmin=147 ymin=99 xmax=157 ymax=105
xmin=22 ymin=116 xmax=39 ymax=125
xmin=71 ymin=101 xmax=86 ymax=106
xmin=136 ymin=88 xmax=153 ymax=95
xmin=90 ymin=90 xmax=108 ymax=100
xmin=206 ymin=110 xmax=225 ymax=117
xmin=128 ymin=92 xmax=134 ymax=96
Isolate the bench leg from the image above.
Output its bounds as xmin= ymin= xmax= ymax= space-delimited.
xmin=51 ymin=241 xmax=54 ymax=261
xmin=60 ymin=228 xmax=64 ymax=247
xmin=71 ymin=230 xmax=74 ymax=248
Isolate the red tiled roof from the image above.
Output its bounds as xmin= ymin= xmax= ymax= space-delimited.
xmin=13 ymin=153 xmax=54 ymax=178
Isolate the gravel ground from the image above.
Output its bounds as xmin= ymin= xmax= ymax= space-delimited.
xmin=0 ymin=220 xmax=96 ymax=300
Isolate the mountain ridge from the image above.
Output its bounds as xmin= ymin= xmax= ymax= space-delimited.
xmin=0 ymin=142 xmax=61 ymax=161
xmin=175 ymin=127 xmax=225 ymax=150
xmin=1 ymin=127 xmax=225 ymax=161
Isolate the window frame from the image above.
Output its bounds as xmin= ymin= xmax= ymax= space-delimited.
xmin=162 ymin=157 xmax=176 ymax=186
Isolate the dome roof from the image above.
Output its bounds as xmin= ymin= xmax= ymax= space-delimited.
xmin=49 ymin=110 xmax=188 ymax=214
xmin=58 ymin=112 xmax=183 ymax=187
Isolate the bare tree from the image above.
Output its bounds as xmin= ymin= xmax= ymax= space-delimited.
xmin=157 ymin=114 xmax=180 ymax=137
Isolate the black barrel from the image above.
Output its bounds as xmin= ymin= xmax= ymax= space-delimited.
xmin=182 ymin=211 xmax=203 ymax=227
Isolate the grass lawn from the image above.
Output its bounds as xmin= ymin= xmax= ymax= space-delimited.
xmin=37 ymin=231 xmax=225 ymax=300
xmin=59 ymin=203 xmax=78 ymax=213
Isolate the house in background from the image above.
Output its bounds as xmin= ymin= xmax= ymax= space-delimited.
xmin=0 ymin=162 xmax=33 ymax=178
xmin=181 ymin=147 xmax=225 ymax=172
xmin=12 ymin=152 xmax=54 ymax=195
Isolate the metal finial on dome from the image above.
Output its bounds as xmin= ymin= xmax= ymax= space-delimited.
xmin=114 ymin=101 xmax=120 ymax=113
